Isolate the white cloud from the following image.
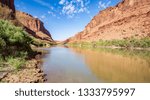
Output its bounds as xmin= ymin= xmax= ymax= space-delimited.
xmin=32 ymin=0 xmax=91 ymax=19
xmin=48 ymin=11 xmax=51 ymax=14
xmin=33 ymin=0 xmax=58 ymax=18
xmin=78 ymin=7 xmax=87 ymax=13
xmin=59 ymin=0 xmax=90 ymax=18
xmin=41 ymin=15 xmax=46 ymax=19
xmin=33 ymin=0 xmax=53 ymax=10
xmin=34 ymin=16 xmax=38 ymax=18
xmin=59 ymin=0 xmax=66 ymax=5
xmin=62 ymin=3 xmax=75 ymax=15
xmin=98 ymin=0 xmax=111 ymax=9
xmin=77 ymin=0 xmax=81 ymax=2
xmin=48 ymin=11 xmax=56 ymax=17
xmin=78 ymin=8 xmax=84 ymax=13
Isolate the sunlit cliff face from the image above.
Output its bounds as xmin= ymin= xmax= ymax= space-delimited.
xmin=67 ymin=0 xmax=150 ymax=42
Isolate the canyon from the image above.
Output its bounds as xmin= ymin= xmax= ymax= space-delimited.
xmin=1 ymin=0 xmax=150 ymax=44
xmin=0 ymin=0 xmax=53 ymax=42
xmin=67 ymin=0 xmax=150 ymax=43
xmin=1 ymin=0 xmax=150 ymax=83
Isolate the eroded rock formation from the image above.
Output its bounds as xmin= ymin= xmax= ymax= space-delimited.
xmin=68 ymin=0 xmax=150 ymax=42
xmin=16 ymin=11 xmax=53 ymax=42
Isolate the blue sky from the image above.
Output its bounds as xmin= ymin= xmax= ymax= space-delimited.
xmin=15 ymin=0 xmax=121 ymax=40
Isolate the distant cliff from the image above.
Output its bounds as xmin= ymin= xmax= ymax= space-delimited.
xmin=16 ymin=11 xmax=53 ymax=42
xmin=0 ymin=0 xmax=54 ymax=42
xmin=67 ymin=0 xmax=150 ymax=42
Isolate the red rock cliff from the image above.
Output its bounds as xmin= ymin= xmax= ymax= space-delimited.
xmin=68 ymin=0 xmax=150 ymax=42
xmin=16 ymin=11 xmax=53 ymax=42
xmin=0 ymin=0 xmax=15 ymax=12
xmin=0 ymin=0 xmax=54 ymax=42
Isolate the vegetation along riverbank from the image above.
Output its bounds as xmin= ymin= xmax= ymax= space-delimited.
xmin=0 ymin=0 xmax=55 ymax=83
xmin=67 ymin=38 xmax=150 ymax=50
xmin=0 ymin=20 xmax=48 ymax=83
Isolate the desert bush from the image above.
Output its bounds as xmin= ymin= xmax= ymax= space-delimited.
xmin=7 ymin=57 xmax=25 ymax=70
xmin=0 ymin=19 xmax=32 ymax=50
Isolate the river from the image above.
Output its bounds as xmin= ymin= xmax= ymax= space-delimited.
xmin=42 ymin=46 xmax=150 ymax=83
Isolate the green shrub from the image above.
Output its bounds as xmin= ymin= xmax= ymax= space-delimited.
xmin=0 ymin=19 xmax=33 ymax=52
xmin=0 ymin=19 xmax=33 ymax=70
xmin=7 ymin=57 xmax=25 ymax=70
xmin=0 ymin=37 xmax=6 ymax=47
xmin=0 ymin=19 xmax=32 ymax=46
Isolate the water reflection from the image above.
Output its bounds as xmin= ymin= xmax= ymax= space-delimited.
xmin=43 ymin=46 xmax=150 ymax=83
xmin=71 ymin=47 xmax=150 ymax=83
xmin=43 ymin=47 xmax=100 ymax=83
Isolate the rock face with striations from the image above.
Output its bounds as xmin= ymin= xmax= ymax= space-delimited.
xmin=16 ymin=11 xmax=53 ymax=42
xmin=68 ymin=0 xmax=150 ymax=42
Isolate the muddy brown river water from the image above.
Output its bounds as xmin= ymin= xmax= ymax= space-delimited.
xmin=42 ymin=46 xmax=150 ymax=83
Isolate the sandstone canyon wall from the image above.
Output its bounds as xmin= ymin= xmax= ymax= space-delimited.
xmin=0 ymin=0 xmax=53 ymax=42
xmin=68 ymin=0 xmax=150 ymax=42
xmin=16 ymin=11 xmax=53 ymax=42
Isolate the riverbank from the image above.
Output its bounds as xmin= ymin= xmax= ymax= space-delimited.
xmin=67 ymin=38 xmax=150 ymax=50
xmin=0 ymin=53 xmax=46 ymax=83
xmin=0 ymin=19 xmax=51 ymax=83
xmin=69 ymin=45 xmax=150 ymax=51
